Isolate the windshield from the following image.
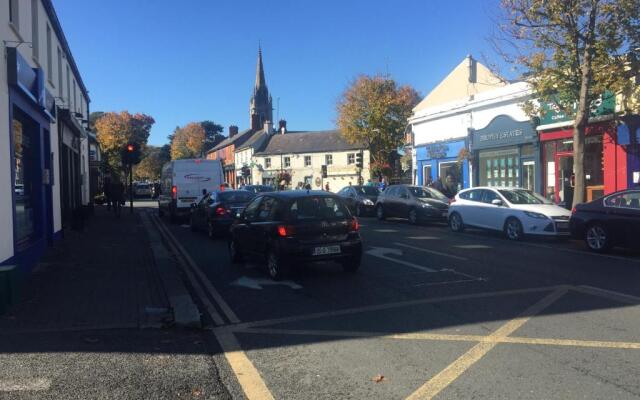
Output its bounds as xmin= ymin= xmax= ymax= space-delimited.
xmin=498 ymin=189 xmax=550 ymax=205
xmin=355 ymin=186 xmax=379 ymax=196
xmin=288 ymin=196 xmax=350 ymax=220
xmin=218 ymin=191 xmax=255 ymax=203
xmin=408 ymin=186 xmax=448 ymax=201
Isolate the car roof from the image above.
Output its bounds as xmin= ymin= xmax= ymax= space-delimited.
xmin=460 ymin=186 xmax=526 ymax=191
xmin=260 ymin=190 xmax=338 ymax=199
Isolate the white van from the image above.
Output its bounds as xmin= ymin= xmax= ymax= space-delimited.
xmin=158 ymin=159 xmax=224 ymax=221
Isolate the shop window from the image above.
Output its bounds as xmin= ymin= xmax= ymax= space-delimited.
xmin=478 ymin=148 xmax=519 ymax=187
xmin=12 ymin=111 xmax=40 ymax=247
xmin=544 ymin=141 xmax=555 ymax=201
xmin=423 ymin=165 xmax=432 ymax=186
xmin=522 ymin=161 xmax=536 ymax=191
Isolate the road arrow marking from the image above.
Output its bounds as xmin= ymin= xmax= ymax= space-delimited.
xmin=394 ymin=242 xmax=468 ymax=261
xmin=365 ymin=247 xmax=437 ymax=273
xmin=231 ymin=276 xmax=303 ymax=290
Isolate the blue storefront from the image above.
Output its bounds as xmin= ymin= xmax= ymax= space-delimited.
xmin=3 ymin=48 xmax=57 ymax=280
xmin=415 ymin=138 xmax=470 ymax=190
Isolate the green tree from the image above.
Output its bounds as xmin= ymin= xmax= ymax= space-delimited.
xmin=134 ymin=145 xmax=170 ymax=181
xmin=336 ymin=75 xmax=420 ymax=170
xmin=496 ymin=0 xmax=640 ymax=207
xmin=201 ymin=120 xmax=225 ymax=151
xmin=170 ymin=122 xmax=206 ymax=160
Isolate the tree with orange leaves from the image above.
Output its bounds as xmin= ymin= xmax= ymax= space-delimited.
xmin=170 ymin=122 xmax=206 ymax=160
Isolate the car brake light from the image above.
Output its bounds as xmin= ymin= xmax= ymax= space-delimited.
xmin=277 ymin=225 xmax=295 ymax=237
xmin=350 ymin=217 xmax=360 ymax=232
xmin=171 ymin=185 xmax=177 ymax=199
xmin=215 ymin=206 xmax=226 ymax=216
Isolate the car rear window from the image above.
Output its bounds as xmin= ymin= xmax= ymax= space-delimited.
xmin=355 ymin=186 xmax=380 ymax=196
xmin=218 ymin=191 xmax=255 ymax=203
xmin=288 ymin=196 xmax=350 ymax=220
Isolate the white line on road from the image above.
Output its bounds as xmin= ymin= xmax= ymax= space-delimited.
xmin=365 ymin=247 xmax=437 ymax=272
xmin=574 ymin=285 xmax=640 ymax=304
xmin=454 ymin=244 xmax=491 ymax=249
xmin=407 ymin=236 xmax=439 ymax=240
xmin=394 ymin=242 xmax=468 ymax=261
xmin=374 ymin=229 xmax=399 ymax=233
xmin=0 ymin=378 xmax=51 ymax=392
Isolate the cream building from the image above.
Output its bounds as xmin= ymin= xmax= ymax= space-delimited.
xmin=252 ymin=130 xmax=370 ymax=192
xmin=1 ymin=0 xmax=91 ymax=275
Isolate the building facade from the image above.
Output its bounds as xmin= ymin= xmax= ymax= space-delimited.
xmin=252 ymin=130 xmax=370 ymax=192
xmin=1 ymin=0 xmax=91 ymax=274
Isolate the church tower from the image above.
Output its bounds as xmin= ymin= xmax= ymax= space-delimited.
xmin=249 ymin=46 xmax=273 ymax=130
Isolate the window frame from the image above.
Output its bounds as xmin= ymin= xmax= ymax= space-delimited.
xmin=347 ymin=153 xmax=355 ymax=165
xmin=325 ymin=154 xmax=333 ymax=165
xmin=304 ymin=155 xmax=312 ymax=167
xmin=284 ymin=156 xmax=291 ymax=168
xmin=264 ymin=157 xmax=271 ymax=168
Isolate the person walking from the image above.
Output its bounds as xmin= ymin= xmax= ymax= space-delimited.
xmin=110 ymin=176 xmax=125 ymax=218
xmin=325 ymin=182 xmax=331 ymax=192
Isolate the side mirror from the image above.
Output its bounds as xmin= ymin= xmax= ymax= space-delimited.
xmin=491 ymin=199 xmax=503 ymax=206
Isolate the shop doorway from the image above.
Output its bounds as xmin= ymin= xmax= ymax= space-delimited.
xmin=522 ymin=160 xmax=536 ymax=191
xmin=422 ymin=165 xmax=432 ymax=186
xmin=555 ymin=153 xmax=574 ymax=207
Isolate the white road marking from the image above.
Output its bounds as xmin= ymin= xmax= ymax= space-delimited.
xmin=180 ymin=224 xmax=190 ymax=228
xmin=365 ymin=247 xmax=437 ymax=272
xmin=575 ymin=285 xmax=640 ymax=304
xmin=454 ymin=244 xmax=491 ymax=249
xmin=231 ymin=276 xmax=303 ymax=290
xmin=374 ymin=229 xmax=399 ymax=233
xmin=407 ymin=236 xmax=439 ymax=240
xmin=394 ymin=242 xmax=468 ymax=261
xmin=0 ymin=378 xmax=51 ymax=392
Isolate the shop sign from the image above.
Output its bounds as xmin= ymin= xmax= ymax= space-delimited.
xmin=426 ymin=143 xmax=449 ymax=159
xmin=7 ymin=48 xmax=39 ymax=102
xmin=471 ymin=115 xmax=536 ymax=151
xmin=539 ymin=91 xmax=615 ymax=125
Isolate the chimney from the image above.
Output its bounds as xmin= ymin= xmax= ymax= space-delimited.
xmin=467 ymin=54 xmax=477 ymax=83
xmin=229 ymin=125 xmax=239 ymax=137
xmin=278 ymin=119 xmax=287 ymax=134
xmin=263 ymin=120 xmax=273 ymax=134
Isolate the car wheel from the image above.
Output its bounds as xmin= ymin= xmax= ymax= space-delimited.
xmin=585 ymin=223 xmax=611 ymax=253
xmin=449 ymin=212 xmax=464 ymax=232
xmin=267 ymin=250 xmax=289 ymax=281
xmin=504 ymin=217 xmax=524 ymax=241
xmin=207 ymin=220 xmax=216 ymax=239
xmin=341 ymin=255 xmax=361 ymax=273
xmin=408 ymin=208 xmax=418 ymax=225
xmin=228 ymin=239 xmax=243 ymax=263
xmin=376 ymin=205 xmax=385 ymax=220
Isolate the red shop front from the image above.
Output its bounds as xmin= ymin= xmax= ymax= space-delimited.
xmin=540 ymin=121 xmax=628 ymax=207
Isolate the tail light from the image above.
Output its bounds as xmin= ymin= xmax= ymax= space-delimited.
xmin=277 ymin=225 xmax=296 ymax=237
xmin=215 ymin=206 xmax=226 ymax=216
xmin=350 ymin=217 xmax=360 ymax=232
xmin=171 ymin=185 xmax=177 ymax=199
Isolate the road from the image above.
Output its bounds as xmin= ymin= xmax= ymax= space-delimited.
xmin=147 ymin=199 xmax=640 ymax=400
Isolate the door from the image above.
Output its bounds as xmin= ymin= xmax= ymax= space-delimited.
xmin=522 ymin=160 xmax=536 ymax=191
xmin=396 ymin=187 xmax=411 ymax=218
xmin=458 ymin=189 xmax=486 ymax=228
xmin=477 ymin=189 xmax=508 ymax=230
xmin=423 ymin=165 xmax=432 ymax=186
xmin=555 ymin=154 xmax=574 ymax=208
xmin=237 ymin=196 xmax=263 ymax=255
xmin=609 ymin=191 xmax=640 ymax=245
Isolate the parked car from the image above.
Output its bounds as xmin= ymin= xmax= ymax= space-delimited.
xmin=336 ymin=185 xmax=380 ymax=217
xmin=375 ymin=185 xmax=449 ymax=224
xmin=241 ymin=185 xmax=275 ymax=194
xmin=134 ymin=182 xmax=152 ymax=198
xmin=158 ymin=159 xmax=225 ymax=222
xmin=570 ymin=189 xmax=640 ymax=253
xmin=448 ymin=187 xmax=571 ymax=240
xmin=228 ymin=191 xmax=362 ymax=280
xmin=190 ymin=190 xmax=256 ymax=237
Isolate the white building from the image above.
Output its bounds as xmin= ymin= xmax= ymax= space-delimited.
xmin=234 ymin=121 xmax=274 ymax=186
xmin=1 ymin=0 xmax=91 ymax=274
xmin=252 ymin=130 xmax=370 ymax=192
xmin=409 ymin=56 xmax=535 ymax=192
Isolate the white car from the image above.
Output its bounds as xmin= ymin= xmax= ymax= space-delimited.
xmin=448 ymin=187 xmax=572 ymax=240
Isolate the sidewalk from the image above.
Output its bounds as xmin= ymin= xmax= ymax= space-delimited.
xmin=0 ymin=206 xmax=169 ymax=332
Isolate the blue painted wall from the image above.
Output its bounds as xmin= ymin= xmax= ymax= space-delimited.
xmin=415 ymin=139 xmax=469 ymax=188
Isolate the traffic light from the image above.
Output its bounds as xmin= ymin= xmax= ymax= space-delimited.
xmin=321 ymin=165 xmax=328 ymax=178
xmin=121 ymin=142 xmax=141 ymax=165
xmin=355 ymin=151 xmax=364 ymax=169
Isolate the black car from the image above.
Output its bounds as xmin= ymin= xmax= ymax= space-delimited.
xmin=336 ymin=185 xmax=380 ymax=217
xmin=190 ymin=190 xmax=256 ymax=237
xmin=241 ymin=185 xmax=275 ymax=194
xmin=228 ymin=191 xmax=363 ymax=280
xmin=375 ymin=185 xmax=449 ymax=224
xmin=570 ymin=189 xmax=640 ymax=253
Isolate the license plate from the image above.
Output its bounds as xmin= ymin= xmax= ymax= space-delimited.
xmin=312 ymin=245 xmax=341 ymax=256
xmin=556 ymin=222 xmax=568 ymax=229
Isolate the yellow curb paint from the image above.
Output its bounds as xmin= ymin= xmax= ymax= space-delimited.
xmin=215 ymin=330 xmax=275 ymax=400
xmin=502 ymin=336 xmax=640 ymax=349
xmin=405 ymin=287 xmax=568 ymax=400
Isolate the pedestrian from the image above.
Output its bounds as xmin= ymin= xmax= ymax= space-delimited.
xmin=325 ymin=182 xmax=330 ymax=192
xmin=366 ymin=179 xmax=374 ymax=187
xmin=110 ymin=175 xmax=125 ymax=218
xmin=304 ymin=183 xmax=312 ymax=190
xmin=378 ymin=177 xmax=387 ymax=191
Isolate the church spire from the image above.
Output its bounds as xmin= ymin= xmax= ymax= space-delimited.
xmin=255 ymin=45 xmax=266 ymax=90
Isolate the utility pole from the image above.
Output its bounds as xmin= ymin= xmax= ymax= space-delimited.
xmin=129 ymin=164 xmax=133 ymax=214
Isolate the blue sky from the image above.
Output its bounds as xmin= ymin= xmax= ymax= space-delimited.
xmin=54 ymin=0 xmax=505 ymax=146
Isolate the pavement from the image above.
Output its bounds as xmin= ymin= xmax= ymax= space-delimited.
xmin=0 ymin=204 xmax=231 ymax=400
xmin=155 ymin=208 xmax=640 ymax=400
